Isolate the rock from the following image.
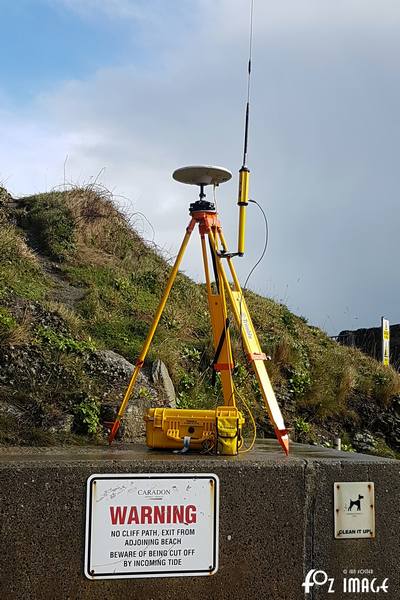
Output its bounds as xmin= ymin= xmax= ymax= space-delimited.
xmin=94 ymin=351 xmax=174 ymax=441
xmin=94 ymin=350 xmax=135 ymax=380
xmin=101 ymin=385 xmax=157 ymax=442
xmin=47 ymin=414 xmax=74 ymax=434
xmin=124 ymin=401 xmax=152 ymax=440
xmin=151 ymin=359 xmax=176 ymax=408
xmin=89 ymin=349 xmax=154 ymax=402
xmin=352 ymin=431 xmax=377 ymax=453
xmin=375 ymin=396 xmax=400 ymax=449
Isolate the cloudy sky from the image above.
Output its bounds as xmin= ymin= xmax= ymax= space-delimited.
xmin=1 ymin=0 xmax=400 ymax=335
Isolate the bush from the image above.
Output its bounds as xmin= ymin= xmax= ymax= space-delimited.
xmin=0 ymin=225 xmax=38 ymax=265
xmin=0 ymin=308 xmax=17 ymax=341
xmin=35 ymin=325 xmax=95 ymax=354
xmin=73 ymin=396 xmax=100 ymax=435
xmin=21 ymin=194 xmax=76 ymax=260
xmin=0 ymin=307 xmax=30 ymax=345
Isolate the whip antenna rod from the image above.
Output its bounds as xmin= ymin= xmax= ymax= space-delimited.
xmin=242 ymin=0 xmax=254 ymax=168
xmin=237 ymin=0 xmax=254 ymax=256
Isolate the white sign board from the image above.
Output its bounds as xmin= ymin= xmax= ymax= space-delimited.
xmin=334 ymin=482 xmax=375 ymax=539
xmin=85 ymin=473 xmax=219 ymax=579
xmin=382 ymin=317 xmax=390 ymax=366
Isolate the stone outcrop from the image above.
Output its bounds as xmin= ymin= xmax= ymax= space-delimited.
xmin=151 ymin=358 xmax=176 ymax=407
xmin=94 ymin=351 xmax=175 ymax=440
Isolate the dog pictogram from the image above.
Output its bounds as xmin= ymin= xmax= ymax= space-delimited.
xmin=348 ymin=494 xmax=364 ymax=512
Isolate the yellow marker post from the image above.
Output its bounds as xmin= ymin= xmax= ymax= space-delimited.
xmin=382 ymin=317 xmax=390 ymax=366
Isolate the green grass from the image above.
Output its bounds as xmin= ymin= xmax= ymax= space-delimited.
xmin=0 ymin=307 xmax=17 ymax=339
xmin=0 ymin=186 xmax=399 ymax=452
xmin=18 ymin=193 xmax=76 ymax=260
xmin=0 ymin=223 xmax=49 ymax=301
xmin=34 ymin=325 xmax=96 ymax=354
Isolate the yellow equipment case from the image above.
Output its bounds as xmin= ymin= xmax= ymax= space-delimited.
xmin=145 ymin=407 xmax=245 ymax=455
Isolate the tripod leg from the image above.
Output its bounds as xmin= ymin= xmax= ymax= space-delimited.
xmin=204 ymin=229 xmax=235 ymax=407
xmin=108 ymin=218 xmax=196 ymax=443
xmin=214 ymin=227 xmax=290 ymax=455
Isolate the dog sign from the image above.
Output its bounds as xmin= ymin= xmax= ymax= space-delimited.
xmin=334 ymin=482 xmax=375 ymax=539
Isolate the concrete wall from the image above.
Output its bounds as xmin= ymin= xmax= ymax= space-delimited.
xmin=0 ymin=442 xmax=399 ymax=600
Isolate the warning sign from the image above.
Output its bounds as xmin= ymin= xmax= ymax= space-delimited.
xmin=84 ymin=473 xmax=219 ymax=579
xmin=334 ymin=482 xmax=375 ymax=539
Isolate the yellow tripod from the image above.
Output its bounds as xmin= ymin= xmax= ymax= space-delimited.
xmin=108 ymin=166 xmax=289 ymax=455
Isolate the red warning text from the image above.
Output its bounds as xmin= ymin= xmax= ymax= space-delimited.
xmin=110 ymin=505 xmax=197 ymax=525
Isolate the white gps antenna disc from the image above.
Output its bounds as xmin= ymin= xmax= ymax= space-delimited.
xmin=173 ymin=165 xmax=232 ymax=187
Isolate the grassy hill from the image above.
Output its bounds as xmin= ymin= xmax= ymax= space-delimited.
xmin=1 ymin=184 xmax=400 ymax=456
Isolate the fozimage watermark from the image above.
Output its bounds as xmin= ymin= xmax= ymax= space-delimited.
xmin=302 ymin=569 xmax=389 ymax=594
